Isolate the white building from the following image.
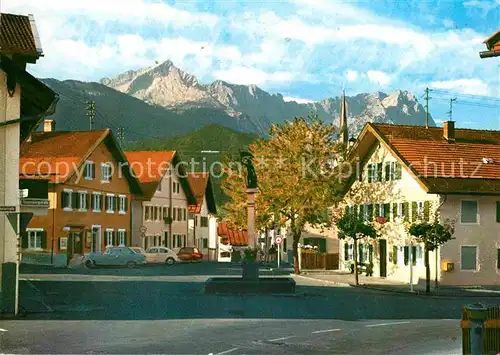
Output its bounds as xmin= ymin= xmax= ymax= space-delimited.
xmin=340 ymin=121 xmax=499 ymax=286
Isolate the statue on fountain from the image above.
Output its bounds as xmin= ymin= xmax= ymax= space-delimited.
xmin=240 ymin=151 xmax=258 ymax=189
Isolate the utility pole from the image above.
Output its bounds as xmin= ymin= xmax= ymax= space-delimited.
xmin=424 ymin=88 xmax=431 ymax=128
xmin=117 ymin=127 xmax=125 ymax=146
xmin=447 ymin=98 xmax=457 ymax=121
xmin=86 ymin=101 xmax=96 ymax=130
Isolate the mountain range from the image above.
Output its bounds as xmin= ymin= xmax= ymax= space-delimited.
xmin=41 ymin=59 xmax=436 ymax=143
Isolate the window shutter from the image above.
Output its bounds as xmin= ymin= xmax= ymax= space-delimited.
xmin=344 ymin=205 xmax=349 ymax=215
xmin=367 ymin=204 xmax=374 ymax=221
xmin=412 ymin=246 xmax=417 ymax=266
xmin=86 ymin=193 xmax=90 ymax=210
xmin=41 ymin=231 xmax=47 ymax=249
xmin=21 ymin=232 xmax=29 ymax=249
xmin=496 ymin=202 xmax=500 ymax=223
xmin=125 ymin=197 xmax=128 ymax=212
xmin=368 ymin=245 xmax=373 ymax=263
xmin=384 ymin=163 xmax=391 ymax=181
xmin=61 ymin=192 xmax=66 ymax=208
xmin=393 ymin=246 xmax=398 ymax=264
xmin=92 ymin=163 xmax=96 ymax=179
xmin=359 ymin=244 xmax=364 ymax=263
xmin=392 ymin=203 xmax=398 ymax=219
xmin=112 ymin=231 xmax=117 ymax=246
xmin=109 ymin=165 xmax=113 ymax=181
xmin=319 ymin=239 xmax=326 ymax=253
xmin=403 ymin=202 xmax=409 ymax=222
xmin=124 ymin=231 xmax=128 ymax=246
xmin=353 ymin=205 xmax=358 ymax=218
xmin=100 ymin=195 xmax=104 ymax=211
xmin=411 ymin=202 xmax=418 ymax=222
xmin=113 ymin=196 xmax=117 ymax=211
xmin=424 ymin=201 xmax=431 ymax=222
xmin=376 ymin=163 xmax=383 ymax=181
xmin=71 ymin=192 xmax=77 ymax=209
xmin=384 ymin=204 xmax=390 ymax=221
xmin=497 ymin=249 xmax=500 ymax=269
xmin=395 ymin=163 xmax=402 ymax=179
xmin=91 ymin=194 xmax=95 ymax=210
xmin=358 ymin=204 xmax=365 ymax=220
xmin=404 ymin=246 xmax=409 ymax=265
xmin=367 ymin=164 xmax=373 ymax=183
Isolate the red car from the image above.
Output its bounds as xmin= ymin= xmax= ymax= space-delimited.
xmin=177 ymin=247 xmax=203 ymax=262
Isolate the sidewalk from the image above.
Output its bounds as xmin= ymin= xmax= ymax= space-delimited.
xmin=298 ymin=270 xmax=500 ymax=298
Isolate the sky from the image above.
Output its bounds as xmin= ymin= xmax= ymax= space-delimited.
xmin=4 ymin=0 xmax=500 ymax=130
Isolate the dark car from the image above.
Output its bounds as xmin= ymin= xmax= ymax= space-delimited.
xmin=177 ymin=247 xmax=203 ymax=262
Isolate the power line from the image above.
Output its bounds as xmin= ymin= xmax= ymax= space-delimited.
xmin=430 ymin=89 xmax=500 ymax=102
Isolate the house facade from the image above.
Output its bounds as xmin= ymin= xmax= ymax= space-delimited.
xmin=20 ymin=124 xmax=142 ymax=266
xmin=187 ymin=172 xmax=217 ymax=260
xmin=340 ymin=121 xmax=499 ymax=285
xmin=125 ymin=151 xmax=196 ymax=252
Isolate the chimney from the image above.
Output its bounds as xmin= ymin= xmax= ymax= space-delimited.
xmin=443 ymin=121 xmax=455 ymax=142
xmin=43 ymin=119 xmax=55 ymax=132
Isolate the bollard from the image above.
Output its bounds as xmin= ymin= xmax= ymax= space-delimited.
xmin=467 ymin=303 xmax=488 ymax=355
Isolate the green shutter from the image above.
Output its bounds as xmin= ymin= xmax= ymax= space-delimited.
xmin=40 ymin=231 xmax=47 ymax=249
xmin=395 ymin=163 xmax=402 ymax=179
xmin=384 ymin=162 xmax=391 ymax=181
xmin=412 ymin=246 xmax=417 ymax=266
xmin=392 ymin=203 xmax=398 ymax=219
xmin=367 ymin=164 xmax=373 ymax=183
xmin=368 ymin=245 xmax=373 ymax=263
xmin=404 ymin=246 xmax=409 ymax=265
xmin=353 ymin=205 xmax=358 ymax=218
xmin=319 ymin=239 xmax=327 ymax=253
xmin=367 ymin=204 xmax=374 ymax=221
xmin=359 ymin=243 xmax=364 ymax=263
xmin=496 ymin=202 xmax=500 ymax=223
xmin=71 ymin=192 xmax=77 ymax=209
xmin=125 ymin=197 xmax=128 ymax=212
xmin=112 ymin=231 xmax=117 ymax=246
xmin=303 ymin=238 xmax=310 ymax=246
xmin=377 ymin=163 xmax=383 ymax=181
xmin=21 ymin=232 xmax=29 ymax=249
xmin=403 ymin=202 xmax=409 ymax=222
xmin=424 ymin=201 xmax=431 ymax=222
xmin=344 ymin=205 xmax=349 ymax=215
xmin=393 ymin=246 xmax=398 ymax=264
xmin=497 ymin=249 xmax=500 ymax=269
xmin=61 ymin=192 xmax=65 ymax=209
xmin=92 ymin=163 xmax=96 ymax=179
xmin=384 ymin=203 xmax=390 ymax=221
xmin=411 ymin=202 xmax=418 ymax=222
xmin=359 ymin=204 xmax=365 ymax=220
xmin=344 ymin=243 xmax=349 ymax=260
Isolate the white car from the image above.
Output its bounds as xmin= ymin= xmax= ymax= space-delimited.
xmin=140 ymin=246 xmax=180 ymax=266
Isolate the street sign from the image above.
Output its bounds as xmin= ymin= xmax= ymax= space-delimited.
xmin=275 ymin=236 xmax=283 ymax=245
xmin=139 ymin=226 xmax=147 ymax=233
xmin=0 ymin=206 xmax=16 ymax=212
xmin=20 ymin=198 xmax=49 ymax=207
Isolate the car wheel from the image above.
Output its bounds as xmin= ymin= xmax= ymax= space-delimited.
xmin=85 ymin=260 xmax=94 ymax=268
xmin=166 ymin=257 xmax=175 ymax=266
xmin=126 ymin=261 xmax=136 ymax=268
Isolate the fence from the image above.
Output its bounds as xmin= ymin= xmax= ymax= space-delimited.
xmin=461 ymin=306 xmax=500 ymax=354
xmin=301 ymin=252 xmax=339 ymax=270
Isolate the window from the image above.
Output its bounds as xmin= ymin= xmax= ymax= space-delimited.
xmin=164 ymin=231 xmax=169 ymax=247
xmin=26 ymin=229 xmax=44 ymax=249
xmin=101 ymin=163 xmax=112 ymax=182
xmin=78 ymin=191 xmax=88 ymax=211
xmin=183 ymin=209 xmax=187 ymax=221
xmin=105 ymin=194 xmax=115 ymax=213
xmin=461 ymin=200 xmax=478 ymax=224
xmin=154 ymin=206 xmax=158 ymax=221
xmin=461 ymin=246 xmax=477 ymax=271
xmin=496 ymin=202 xmax=500 ymax=223
xmin=417 ymin=201 xmax=424 ymax=219
xmin=84 ymin=161 xmax=95 ymax=180
xmin=367 ymin=164 xmax=375 ymax=183
xmin=61 ymin=189 xmax=73 ymax=210
xmin=118 ymin=230 xmax=126 ymax=246
xmin=201 ymin=216 xmax=209 ymax=227
xmin=162 ymin=207 xmax=168 ymax=219
xmin=91 ymin=193 xmax=102 ymax=212
xmin=144 ymin=206 xmax=150 ymax=220
xmin=118 ymin=195 xmax=127 ymax=214
xmin=105 ymin=229 xmax=114 ymax=246
xmin=497 ymin=249 xmax=500 ymax=269
xmin=384 ymin=162 xmax=391 ymax=181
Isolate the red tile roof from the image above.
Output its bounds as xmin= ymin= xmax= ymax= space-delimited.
xmin=354 ymin=123 xmax=500 ymax=194
xmin=218 ymin=222 xmax=248 ymax=246
xmin=187 ymin=172 xmax=210 ymax=213
xmin=20 ymin=130 xmax=109 ymax=183
xmin=0 ymin=13 xmax=41 ymax=56
xmin=124 ymin=151 xmax=175 ymax=184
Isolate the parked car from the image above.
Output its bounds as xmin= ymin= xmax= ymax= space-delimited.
xmin=144 ymin=247 xmax=180 ymax=265
xmin=177 ymin=247 xmax=203 ymax=262
xmin=85 ymin=247 xmax=147 ymax=268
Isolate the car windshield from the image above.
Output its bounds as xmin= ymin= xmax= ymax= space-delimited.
xmin=132 ymin=248 xmax=145 ymax=254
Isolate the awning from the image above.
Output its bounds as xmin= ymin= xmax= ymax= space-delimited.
xmin=0 ymin=54 xmax=59 ymax=142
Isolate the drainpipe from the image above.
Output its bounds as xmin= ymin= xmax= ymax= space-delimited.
xmin=435 ymin=194 xmax=448 ymax=289
xmin=50 ymin=184 xmax=55 ymax=265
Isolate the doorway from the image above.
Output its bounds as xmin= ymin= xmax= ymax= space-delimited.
xmin=67 ymin=231 xmax=83 ymax=263
xmin=91 ymin=226 xmax=101 ymax=252
xmin=379 ymin=239 xmax=387 ymax=277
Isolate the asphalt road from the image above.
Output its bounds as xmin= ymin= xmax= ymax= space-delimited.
xmin=0 ymin=262 xmax=496 ymax=354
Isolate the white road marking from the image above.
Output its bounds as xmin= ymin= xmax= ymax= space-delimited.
xmin=268 ymin=336 xmax=296 ymax=342
xmin=0 ymin=328 xmax=8 ymax=332
xmin=214 ymin=347 xmax=239 ymax=355
xmin=312 ymin=328 xmax=342 ymax=334
xmin=366 ymin=321 xmax=411 ymax=328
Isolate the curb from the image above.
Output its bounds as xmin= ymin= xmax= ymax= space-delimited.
xmin=292 ymin=274 xmax=351 ymax=287
xmin=351 ymin=284 xmax=500 ymax=299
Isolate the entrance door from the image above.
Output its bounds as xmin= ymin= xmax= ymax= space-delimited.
xmin=379 ymin=239 xmax=387 ymax=277
xmin=92 ymin=226 xmax=101 ymax=252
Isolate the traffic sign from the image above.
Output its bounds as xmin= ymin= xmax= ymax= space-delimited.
xmin=275 ymin=236 xmax=283 ymax=245
xmin=139 ymin=226 xmax=147 ymax=233
xmin=0 ymin=206 xmax=16 ymax=212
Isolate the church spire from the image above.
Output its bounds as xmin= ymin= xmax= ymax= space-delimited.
xmin=339 ymin=90 xmax=349 ymax=146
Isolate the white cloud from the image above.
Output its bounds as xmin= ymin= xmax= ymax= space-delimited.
xmin=442 ymin=18 xmax=456 ymax=28
xmin=213 ymin=67 xmax=293 ymax=85
xmin=463 ymin=0 xmax=499 ymax=13
xmin=346 ymin=70 xmax=358 ymax=82
xmin=430 ymin=79 xmax=489 ymax=96
xmin=283 ymin=96 xmax=314 ymax=104
xmin=367 ymin=71 xmax=391 ymax=85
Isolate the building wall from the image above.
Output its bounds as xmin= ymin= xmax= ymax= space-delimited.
xmin=342 ymin=141 xmax=440 ymax=283
xmin=22 ymin=139 xmax=133 ymax=263
xmin=139 ymin=166 xmax=189 ymax=251
xmin=439 ymin=195 xmax=500 ymax=286
xmin=193 ymin=195 xmax=210 ymax=252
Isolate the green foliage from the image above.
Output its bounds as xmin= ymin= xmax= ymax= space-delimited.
xmin=409 ymin=220 xmax=455 ymax=251
xmin=337 ymin=211 xmax=378 ymax=241
xmin=243 ymin=248 xmax=259 ymax=261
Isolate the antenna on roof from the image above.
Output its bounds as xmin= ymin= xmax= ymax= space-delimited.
xmin=447 ymin=98 xmax=457 ymax=121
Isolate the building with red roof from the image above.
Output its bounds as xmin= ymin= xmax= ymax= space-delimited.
xmin=340 ymin=121 xmax=500 ymax=285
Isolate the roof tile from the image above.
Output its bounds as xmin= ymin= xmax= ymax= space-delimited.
xmin=0 ymin=13 xmax=40 ymax=56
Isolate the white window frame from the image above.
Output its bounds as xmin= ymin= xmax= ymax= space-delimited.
xmin=26 ymin=228 xmax=44 ymax=250
xmin=63 ymin=188 xmax=73 ymax=211
xmin=78 ymin=191 xmax=88 ymax=211
xmin=106 ymin=194 xmax=115 ymax=214
xmin=84 ymin=161 xmax=94 ymax=180
xmin=101 ymin=163 xmax=112 ymax=183
xmin=92 ymin=192 xmax=102 ymax=212
xmin=118 ymin=195 xmax=126 ymax=214
xmin=118 ymin=229 xmax=126 ymax=246
xmin=460 ymin=200 xmax=479 ymax=225
xmin=460 ymin=245 xmax=479 ymax=272
xmin=105 ymin=229 xmax=114 ymax=247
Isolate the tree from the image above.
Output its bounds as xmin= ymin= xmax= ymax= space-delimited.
xmin=220 ymin=116 xmax=347 ymax=273
xmin=409 ymin=220 xmax=455 ymax=293
xmin=336 ymin=210 xmax=378 ymax=285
